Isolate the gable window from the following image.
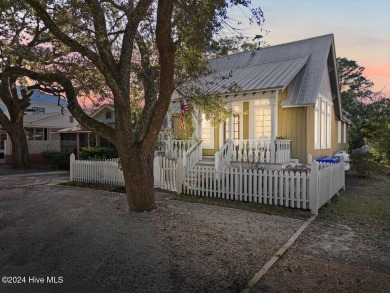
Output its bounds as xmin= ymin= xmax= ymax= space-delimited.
xmin=70 ymin=116 xmax=74 ymax=123
xmin=314 ymin=97 xmax=332 ymax=150
xmin=105 ymin=111 xmax=112 ymax=119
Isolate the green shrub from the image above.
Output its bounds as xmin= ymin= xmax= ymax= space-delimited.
xmin=80 ymin=147 xmax=117 ymax=160
xmin=350 ymin=152 xmax=380 ymax=178
xmin=41 ymin=151 xmax=70 ymax=170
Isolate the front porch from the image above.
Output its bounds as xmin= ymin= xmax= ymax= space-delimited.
xmin=158 ymin=137 xmax=292 ymax=171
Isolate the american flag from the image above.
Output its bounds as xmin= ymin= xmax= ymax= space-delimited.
xmin=179 ymin=99 xmax=190 ymax=129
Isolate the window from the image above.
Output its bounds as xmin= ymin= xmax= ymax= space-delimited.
xmin=25 ymin=128 xmax=46 ymax=140
xmin=105 ymin=111 xmax=112 ymax=119
xmin=314 ymin=97 xmax=332 ymax=149
xmin=343 ymin=123 xmax=347 ymax=143
xmin=327 ymin=103 xmax=332 ymax=148
xmin=0 ymin=133 xmax=7 ymax=150
xmin=70 ymin=116 xmax=74 ymax=123
xmin=314 ymin=101 xmax=320 ymax=149
xmin=338 ymin=121 xmax=342 ymax=143
xmin=253 ymin=100 xmax=271 ymax=139
xmin=32 ymin=107 xmax=45 ymax=115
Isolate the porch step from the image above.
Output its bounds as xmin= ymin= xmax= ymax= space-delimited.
xmin=196 ymin=156 xmax=215 ymax=167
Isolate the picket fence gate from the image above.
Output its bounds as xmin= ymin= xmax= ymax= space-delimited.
xmin=69 ymin=154 xmax=180 ymax=192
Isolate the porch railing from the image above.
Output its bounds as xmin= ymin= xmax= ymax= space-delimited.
xmin=162 ymin=139 xmax=196 ymax=159
xmin=183 ymin=141 xmax=202 ymax=171
xmin=215 ymin=139 xmax=233 ymax=171
xmin=230 ymin=139 xmax=291 ymax=164
xmin=275 ymin=139 xmax=291 ymax=163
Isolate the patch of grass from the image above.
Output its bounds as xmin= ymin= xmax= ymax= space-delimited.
xmin=172 ymin=194 xmax=311 ymax=220
xmin=319 ymin=172 xmax=390 ymax=252
xmin=319 ymin=175 xmax=390 ymax=225
xmin=61 ymin=181 xmax=311 ymax=220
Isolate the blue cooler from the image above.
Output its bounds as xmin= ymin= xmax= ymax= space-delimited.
xmin=316 ymin=156 xmax=340 ymax=163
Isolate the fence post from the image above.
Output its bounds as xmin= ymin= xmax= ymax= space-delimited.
xmin=70 ymin=153 xmax=75 ymax=181
xmin=340 ymin=155 xmax=345 ymax=191
xmin=176 ymin=158 xmax=184 ymax=195
xmin=307 ymin=153 xmax=313 ymax=164
xmin=309 ymin=160 xmax=319 ymax=215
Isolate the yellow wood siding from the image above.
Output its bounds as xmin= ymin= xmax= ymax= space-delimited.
xmin=172 ymin=116 xmax=185 ymax=139
xmin=278 ymin=90 xmax=307 ymax=162
xmin=243 ymin=102 xmax=249 ymax=139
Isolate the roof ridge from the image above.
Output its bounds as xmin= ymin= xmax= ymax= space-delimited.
xmin=207 ymin=34 xmax=334 ymax=61
xmin=214 ymin=55 xmax=310 ymax=72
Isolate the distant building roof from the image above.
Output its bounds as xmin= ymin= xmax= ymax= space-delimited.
xmin=23 ymin=112 xmax=62 ymax=124
xmin=17 ymin=87 xmax=68 ymax=106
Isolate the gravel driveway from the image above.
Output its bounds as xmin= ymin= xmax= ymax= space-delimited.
xmin=0 ymin=173 xmax=303 ymax=292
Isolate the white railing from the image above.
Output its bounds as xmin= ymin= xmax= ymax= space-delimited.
xmin=214 ymin=139 xmax=233 ymax=171
xmin=230 ymin=139 xmax=291 ymax=164
xmin=69 ymin=154 xmax=181 ymax=192
xmin=183 ymin=141 xmax=202 ymax=171
xmin=275 ymin=139 xmax=291 ymax=163
xmin=162 ymin=139 xmax=196 ymax=159
xmin=231 ymin=139 xmax=272 ymax=163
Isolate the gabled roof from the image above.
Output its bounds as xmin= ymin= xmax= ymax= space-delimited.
xmin=90 ymin=103 xmax=114 ymax=118
xmin=17 ymin=87 xmax=68 ymax=106
xmin=204 ymin=34 xmax=339 ymax=108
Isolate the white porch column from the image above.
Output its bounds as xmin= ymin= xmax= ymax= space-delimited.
xmin=197 ymin=110 xmax=202 ymax=140
xmin=228 ymin=102 xmax=233 ymax=140
xmin=270 ymin=90 xmax=279 ymax=163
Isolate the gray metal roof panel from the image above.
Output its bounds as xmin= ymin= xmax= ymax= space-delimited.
xmin=204 ymin=34 xmax=335 ymax=105
xmin=200 ymin=56 xmax=309 ymax=94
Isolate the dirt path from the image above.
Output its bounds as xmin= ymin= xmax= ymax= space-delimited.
xmin=252 ymin=172 xmax=390 ymax=293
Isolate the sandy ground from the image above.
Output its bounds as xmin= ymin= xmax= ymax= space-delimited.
xmin=0 ymin=172 xmax=303 ymax=292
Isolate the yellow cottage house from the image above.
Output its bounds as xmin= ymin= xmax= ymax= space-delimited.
xmin=166 ymin=34 xmax=349 ymax=168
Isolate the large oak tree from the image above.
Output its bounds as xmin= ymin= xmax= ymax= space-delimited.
xmin=2 ymin=0 xmax=263 ymax=211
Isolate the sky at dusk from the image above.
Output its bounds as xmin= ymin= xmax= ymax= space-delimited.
xmin=228 ymin=0 xmax=390 ymax=95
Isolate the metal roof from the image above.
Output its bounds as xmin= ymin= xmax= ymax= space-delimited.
xmin=201 ymin=56 xmax=309 ymax=94
xmin=185 ymin=34 xmax=338 ymax=107
xmin=17 ymin=87 xmax=68 ymax=106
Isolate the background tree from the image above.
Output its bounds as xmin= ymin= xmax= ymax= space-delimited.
xmin=337 ymin=57 xmax=390 ymax=164
xmin=3 ymin=0 xmax=264 ymax=211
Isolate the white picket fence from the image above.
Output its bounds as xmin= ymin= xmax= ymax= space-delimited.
xmin=182 ymin=158 xmax=345 ymax=214
xmin=69 ymin=154 xmax=180 ymax=192
xmin=69 ymin=153 xmax=344 ymax=214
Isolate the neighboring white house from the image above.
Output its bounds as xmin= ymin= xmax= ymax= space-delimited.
xmin=0 ymin=89 xmax=78 ymax=164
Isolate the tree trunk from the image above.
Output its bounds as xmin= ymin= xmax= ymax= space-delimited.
xmin=120 ymin=147 xmax=156 ymax=212
xmin=8 ymin=122 xmax=30 ymax=168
